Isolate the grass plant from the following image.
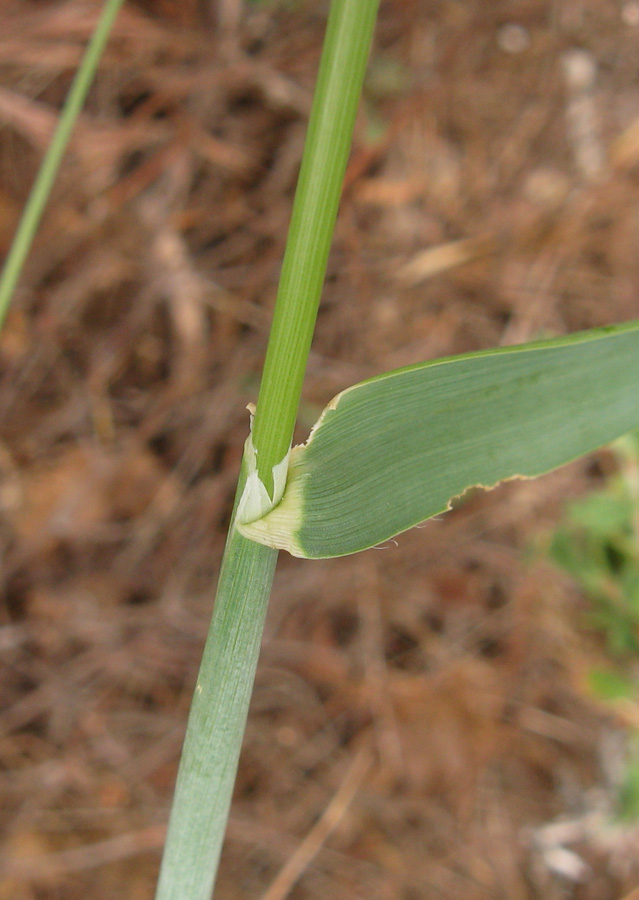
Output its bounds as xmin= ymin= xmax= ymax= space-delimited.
xmin=154 ymin=3 xmax=381 ymax=898
xmin=2 ymin=2 xmax=639 ymax=898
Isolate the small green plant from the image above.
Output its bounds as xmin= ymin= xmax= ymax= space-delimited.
xmin=550 ymin=431 xmax=639 ymax=657
xmin=2 ymin=1 xmax=639 ymax=898
xmin=549 ymin=432 xmax=639 ymax=820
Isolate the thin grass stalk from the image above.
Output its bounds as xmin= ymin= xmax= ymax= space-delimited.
xmin=250 ymin=0 xmax=381 ymax=494
xmin=154 ymin=2 xmax=379 ymax=899
xmin=0 ymin=0 xmax=126 ymax=329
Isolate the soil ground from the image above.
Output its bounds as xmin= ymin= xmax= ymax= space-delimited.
xmin=1 ymin=1 xmax=639 ymax=898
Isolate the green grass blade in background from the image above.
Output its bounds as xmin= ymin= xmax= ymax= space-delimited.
xmin=0 ymin=0 xmax=126 ymax=329
xmin=239 ymin=321 xmax=639 ymax=558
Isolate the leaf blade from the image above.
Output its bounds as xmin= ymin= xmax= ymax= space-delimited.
xmin=240 ymin=322 xmax=639 ymax=558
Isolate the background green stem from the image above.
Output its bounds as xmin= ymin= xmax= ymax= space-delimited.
xmin=154 ymin=1 xmax=379 ymax=898
xmin=0 ymin=0 xmax=126 ymax=329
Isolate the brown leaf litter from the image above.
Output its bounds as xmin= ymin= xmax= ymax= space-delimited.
xmin=1 ymin=1 xmax=639 ymax=899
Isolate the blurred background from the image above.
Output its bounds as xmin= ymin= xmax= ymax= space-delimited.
xmin=1 ymin=1 xmax=639 ymax=898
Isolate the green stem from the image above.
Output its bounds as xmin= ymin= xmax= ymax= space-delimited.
xmin=155 ymin=2 xmax=379 ymax=898
xmin=155 ymin=483 xmax=278 ymax=900
xmin=0 ymin=0 xmax=126 ymax=329
xmin=252 ymin=0 xmax=380 ymax=495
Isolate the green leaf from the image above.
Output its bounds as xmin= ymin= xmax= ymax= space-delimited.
xmin=239 ymin=321 xmax=639 ymax=558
